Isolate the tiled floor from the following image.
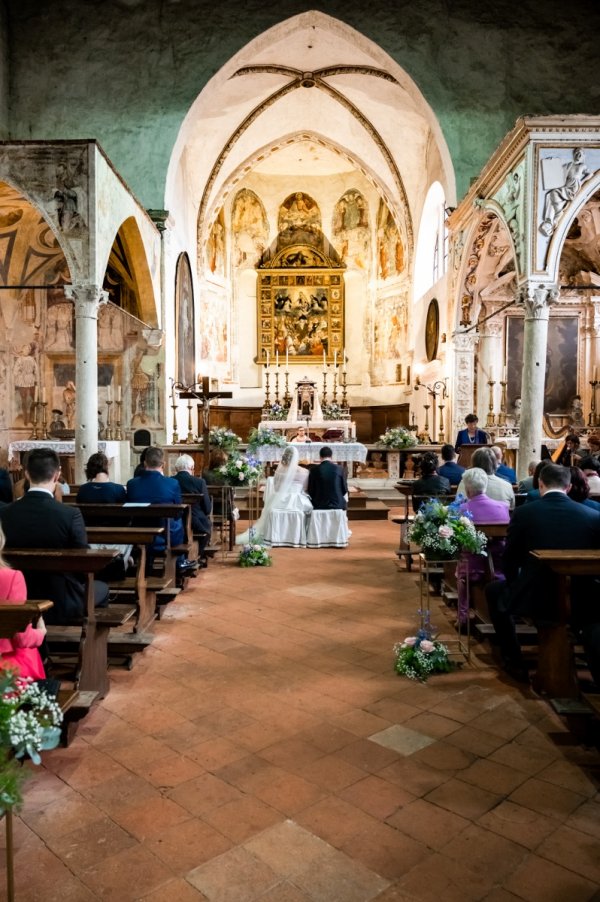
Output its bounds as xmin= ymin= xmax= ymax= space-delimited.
xmin=3 ymin=519 xmax=600 ymax=901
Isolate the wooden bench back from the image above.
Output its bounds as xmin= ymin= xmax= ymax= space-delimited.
xmin=0 ymin=600 xmax=53 ymax=638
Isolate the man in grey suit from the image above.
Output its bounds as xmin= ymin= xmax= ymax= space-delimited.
xmin=307 ymin=447 xmax=348 ymax=510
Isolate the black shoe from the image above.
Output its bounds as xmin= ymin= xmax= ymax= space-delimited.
xmin=177 ymin=559 xmax=199 ymax=573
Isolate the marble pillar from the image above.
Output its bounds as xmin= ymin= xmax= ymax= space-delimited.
xmin=517 ymin=283 xmax=559 ymax=479
xmin=585 ymin=298 xmax=600 ymax=424
xmin=452 ymin=330 xmax=477 ymax=442
xmin=65 ymin=283 xmax=108 ymax=483
xmin=476 ymin=314 xmax=504 ymax=427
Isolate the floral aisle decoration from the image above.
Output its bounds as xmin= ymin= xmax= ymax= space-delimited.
xmin=238 ymin=540 xmax=273 ymax=567
xmin=263 ymin=402 xmax=289 ymax=421
xmin=394 ymin=634 xmax=453 ymax=681
xmin=219 ymin=453 xmax=262 ymax=486
xmin=209 ymin=426 xmax=241 ymax=452
xmin=407 ymin=497 xmax=487 ymax=561
xmin=0 ymin=673 xmax=63 ymax=813
xmin=246 ymin=427 xmax=288 ymax=453
xmin=378 ymin=426 xmax=419 ymax=449
xmin=321 ymin=401 xmax=348 ymax=420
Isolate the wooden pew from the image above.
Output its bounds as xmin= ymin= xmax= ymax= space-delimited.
xmin=86 ymin=525 xmax=165 ymax=632
xmin=3 ymin=549 xmax=135 ymax=698
xmin=206 ymin=486 xmax=236 ymax=552
xmin=180 ymin=493 xmax=219 ymax=561
xmin=529 ymin=549 xmax=600 ymax=698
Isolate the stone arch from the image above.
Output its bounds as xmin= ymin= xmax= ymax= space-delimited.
xmin=543 ymin=170 xmax=600 ymax=285
xmin=101 ymin=216 xmax=158 ymax=327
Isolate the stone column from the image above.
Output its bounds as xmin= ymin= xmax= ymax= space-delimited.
xmin=517 ymin=283 xmax=559 ymax=479
xmin=65 ymin=283 xmax=108 ymax=483
xmin=452 ymin=331 xmax=477 ymax=442
xmin=476 ymin=314 xmax=504 ymax=427
xmin=585 ymin=298 xmax=600 ymax=424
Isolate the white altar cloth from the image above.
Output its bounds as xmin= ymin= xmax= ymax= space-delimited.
xmin=258 ymin=419 xmax=356 ymax=440
xmin=253 ymin=442 xmax=367 ymax=464
xmin=8 ymin=440 xmax=122 ymax=460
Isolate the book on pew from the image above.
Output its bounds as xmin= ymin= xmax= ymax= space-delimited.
xmin=123 ymin=503 xmax=152 ymax=507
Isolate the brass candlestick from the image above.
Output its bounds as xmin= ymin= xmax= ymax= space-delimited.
xmin=497 ymin=380 xmax=507 ymax=427
xmin=105 ymin=400 xmax=113 ymax=440
xmin=274 ymin=370 xmax=280 ymax=404
xmin=421 ymin=404 xmax=432 ymax=443
xmin=283 ymin=370 xmax=291 ymax=407
xmin=39 ymin=402 xmax=49 ymax=440
xmin=589 ymin=379 xmax=598 ymax=427
xmin=438 ymin=404 xmax=445 ymax=444
xmin=341 ymin=370 xmax=348 ymax=407
xmin=30 ymin=401 xmax=39 ymax=440
xmin=263 ymin=366 xmax=271 ymax=409
xmin=322 ymin=368 xmax=328 ymax=405
xmin=171 ymin=391 xmax=179 ymax=444
xmin=186 ymin=399 xmax=194 ymax=443
xmin=114 ymin=400 xmax=123 ymax=441
xmin=486 ymin=380 xmax=496 ymax=428
xmin=332 ymin=368 xmax=338 ymax=404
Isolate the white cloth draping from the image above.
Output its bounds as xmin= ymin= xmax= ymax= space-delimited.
xmin=254 ymin=442 xmax=367 ymax=464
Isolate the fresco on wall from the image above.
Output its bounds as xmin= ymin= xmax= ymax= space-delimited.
xmin=332 ymin=189 xmax=370 ymax=269
xmin=205 ymin=210 xmax=226 ymax=278
xmin=376 ymin=200 xmax=405 ymax=280
xmin=200 ymin=289 xmax=228 ymax=364
xmin=278 ymin=192 xmax=321 ymax=249
xmin=97 ymin=302 xmax=125 ymax=352
xmin=231 ymin=189 xmax=268 ymax=267
xmin=373 ymin=294 xmax=408 ymax=363
xmin=175 ymin=253 xmax=195 ymax=386
xmin=506 ymin=315 xmax=579 ymax=414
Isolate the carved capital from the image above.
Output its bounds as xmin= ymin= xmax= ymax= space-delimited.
xmin=517 ymin=283 xmax=559 ymax=320
xmin=453 ymin=330 xmax=477 ymax=353
xmin=65 ymin=283 xmax=108 ymax=319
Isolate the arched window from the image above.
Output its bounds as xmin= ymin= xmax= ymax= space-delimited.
xmin=413 ymin=181 xmax=447 ymax=301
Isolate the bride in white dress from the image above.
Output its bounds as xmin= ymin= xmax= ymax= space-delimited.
xmin=237 ymin=446 xmax=313 ymax=547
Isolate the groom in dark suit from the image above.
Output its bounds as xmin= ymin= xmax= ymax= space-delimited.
xmin=307 ymin=447 xmax=348 ymax=510
xmin=0 ymin=448 xmax=109 ymax=623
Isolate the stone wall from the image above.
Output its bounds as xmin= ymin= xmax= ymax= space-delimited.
xmin=6 ymin=0 xmax=600 ymax=208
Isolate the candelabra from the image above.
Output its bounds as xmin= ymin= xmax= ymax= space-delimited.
xmin=589 ymin=379 xmax=598 ymax=427
xmin=414 ymin=378 xmax=448 ymax=444
xmin=39 ymin=402 xmax=49 ymax=440
xmin=341 ymin=369 xmax=348 ymax=407
xmin=30 ymin=401 xmax=39 ymax=440
xmin=421 ymin=404 xmax=432 ymax=443
xmin=114 ymin=400 xmax=123 ymax=441
xmin=497 ymin=380 xmax=507 ymax=427
xmin=170 ymin=385 xmax=179 ymax=444
xmin=274 ymin=369 xmax=280 ymax=405
xmin=409 ymin=411 xmax=418 ymax=433
xmin=438 ymin=403 xmax=445 ymax=445
xmin=283 ymin=369 xmax=291 ymax=408
xmin=485 ymin=380 xmax=496 ymax=428
xmin=332 ymin=368 xmax=338 ymax=404
xmin=105 ymin=400 xmax=113 ymax=440
xmin=263 ymin=365 xmax=271 ymax=410
xmin=322 ymin=368 xmax=328 ymax=405
xmin=186 ymin=398 xmax=195 ymax=443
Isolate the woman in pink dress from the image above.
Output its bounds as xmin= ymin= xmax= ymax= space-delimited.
xmin=0 ymin=525 xmax=46 ymax=681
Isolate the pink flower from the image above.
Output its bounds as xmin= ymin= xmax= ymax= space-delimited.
xmin=403 ymin=636 xmax=417 ymax=647
xmin=420 ymin=640 xmax=435 ymax=653
xmin=438 ymin=525 xmax=453 ymax=538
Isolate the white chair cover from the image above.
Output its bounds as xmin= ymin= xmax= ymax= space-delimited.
xmin=256 ymin=475 xmax=312 ymax=547
xmin=306 ymin=509 xmax=350 ymax=548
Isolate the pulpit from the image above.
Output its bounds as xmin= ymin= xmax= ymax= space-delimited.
xmin=456 ymin=443 xmax=489 ymax=468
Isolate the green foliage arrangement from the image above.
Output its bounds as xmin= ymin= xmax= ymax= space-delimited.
xmin=246 ymin=428 xmax=288 ymax=453
xmin=377 ymin=426 xmax=419 ymax=449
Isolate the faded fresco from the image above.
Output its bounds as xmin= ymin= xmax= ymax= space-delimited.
xmin=373 ymin=294 xmax=408 ymax=362
xmin=277 ymin=192 xmax=322 ymax=248
xmin=332 ymin=189 xmax=370 ymax=269
xmin=175 ymin=253 xmax=196 ymax=386
xmin=376 ymin=200 xmax=405 ymax=280
xmin=506 ymin=315 xmax=579 ymax=414
xmin=231 ymin=189 xmax=269 ymax=266
xmin=200 ymin=289 xmax=228 ymax=364
xmin=205 ymin=210 xmax=226 ymax=278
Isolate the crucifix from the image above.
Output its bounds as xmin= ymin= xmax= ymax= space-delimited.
xmin=174 ymin=376 xmax=233 ymax=465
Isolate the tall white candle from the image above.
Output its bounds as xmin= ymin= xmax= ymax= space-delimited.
xmin=594 ymin=366 xmax=598 ymax=382
xmin=107 ymin=384 xmax=112 ymax=402
xmin=503 ymin=366 xmax=507 ymax=383
xmin=34 ymin=383 xmax=39 ymax=404
xmin=323 ymin=350 xmax=326 ymax=368
xmin=117 ymin=385 xmax=122 ymax=403
xmin=286 ymin=348 xmax=289 ymax=369
xmin=276 ymin=351 xmax=279 ymax=368
xmin=334 ymin=350 xmax=338 ymax=367
xmin=265 ymin=350 xmax=270 ymax=368
xmin=41 ymin=386 xmax=46 ymax=404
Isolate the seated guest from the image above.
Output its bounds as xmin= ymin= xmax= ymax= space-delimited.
xmin=203 ymin=449 xmax=233 ymax=518
xmin=0 ymin=524 xmax=46 ymax=681
xmin=0 ymin=449 xmax=109 ymax=623
xmin=14 ymin=451 xmax=69 ymax=502
xmin=456 ymin=448 xmax=514 ymax=509
xmin=568 ymin=467 xmax=600 ymax=511
xmin=525 ymin=460 xmax=547 ymax=503
xmin=411 ymin=452 xmax=451 ymax=512
xmin=586 ymin=433 xmax=600 ymax=463
xmin=127 ymin=446 xmax=197 ymax=573
xmin=173 ymin=453 xmax=212 ymax=561
xmin=485 ymin=463 xmax=600 ymax=683
xmin=491 ymin=445 xmax=516 ymax=484
xmin=455 ymin=468 xmax=510 ymax=625
xmin=455 ymin=413 xmax=488 ymax=451
xmin=517 ymin=460 xmax=539 ymax=494
xmin=0 ymin=464 xmax=13 ymax=504
xmin=307 ymin=446 xmax=348 ymax=510
xmin=554 ymin=432 xmax=580 ymax=467
xmin=133 ymin=446 xmax=149 ymax=478
xmin=437 ymin=444 xmax=465 ymax=485
xmin=578 ymin=456 xmax=600 ymax=494
xmin=77 ymin=452 xmax=127 ymax=503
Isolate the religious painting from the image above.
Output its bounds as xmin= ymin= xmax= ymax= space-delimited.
xmin=332 ymin=189 xmax=370 ymax=270
xmin=199 ymin=288 xmax=228 ymax=364
xmin=376 ymin=200 xmax=406 ymax=280
xmin=231 ymin=189 xmax=268 ymax=267
xmin=257 ymin=268 xmax=344 ymax=364
xmin=277 ymin=192 xmax=321 ymax=249
xmin=506 ymin=315 xmax=579 ymax=414
xmin=425 ymin=298 xmax=439 ymax=362
xmin=205 ymin=209 xmax=225 ymax=278
xmin=373 ymin=294 xmax=408 ymax=362
xmin=175 ymin=253 xmax=195 ymax=386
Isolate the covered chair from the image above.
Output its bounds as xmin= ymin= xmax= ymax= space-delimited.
xmin=259 ymin=476 xmax=311 ymax=547
xmin=306 ymin=509 xmax=350 ymax=548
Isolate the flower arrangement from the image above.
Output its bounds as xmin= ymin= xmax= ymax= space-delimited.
xmin=0 ymin=672 xmax=63 ymax=813
xmin=219 ymin=453 xmax=262 ymax=485
xmin=407 ymin=497 xmax=487 ymax=560
xmin=321 ymin=401 xmax=348 ymax=420
xmin=209 ymin=426 xmax=241 ymax=452
xmin=393 ymin=634 xmax=453 ymax=681
xmin=238 ymin=541 xmax=273 ymax=567
xmin=246 ymin=427 xmax=288 ymax=452
xmin=263 ymin=402 xmax=289 ymax=421
xmin=378 ymin=426 xmax=419 ymax=449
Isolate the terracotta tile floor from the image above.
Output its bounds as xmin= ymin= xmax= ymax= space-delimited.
xmin=3 ymin=518 xmax=600 ymax=900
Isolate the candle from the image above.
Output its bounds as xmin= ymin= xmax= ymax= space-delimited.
xmin=323 ymin=350 xmax=326 ymax=369
xmin=265 ymin=350 xmax=270 ymax=368
xmin=276 ymin=351 xmax=279 ymax=368
xmin=41 ymin=387 xmax=46 ymax=404
xmin=107 ymin=384 xmax=112 ymax=402
xmin=286 ymin=348 xmax=289 ymax=369
xmin=334 ymin=350 xmax=338 ymax=367
xmin=503 ymin=366 xmax=507 ymax=383
xmin=117 ymin=385 xmax=122 ymax=403
xmin=343 ymin=348 xmax=347 ymax=373
xmin=594 ymin=366 xmax=598 ymax=382
xmin=34 ymin=383 xmax=39 ymax=404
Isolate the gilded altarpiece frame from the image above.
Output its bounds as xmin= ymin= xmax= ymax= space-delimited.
xmin=257 ymin=262 xmax=345 ymax=365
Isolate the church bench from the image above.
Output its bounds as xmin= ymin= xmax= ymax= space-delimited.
xmin=2 ymin=548 xmax=136 ymax=699
xmin=204 ymin=487 xmax=237 ymax=552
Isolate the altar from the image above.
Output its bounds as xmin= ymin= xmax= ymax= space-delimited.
xmin=8 ymin=440 xmax=128 ymax=484
xmin=259 ymin=375 xmax=356 ymax=440
xmin=253 ymin=442 xmax=367 ymax=464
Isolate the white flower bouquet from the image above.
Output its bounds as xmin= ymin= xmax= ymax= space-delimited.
xmin=378 ymin=426 xmax=419 ymax=449
xmin=393 ymin=635 xmax=453 ymax=681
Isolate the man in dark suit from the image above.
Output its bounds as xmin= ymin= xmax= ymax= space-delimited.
xmin=307 ymin=446 xmax=348 ymax=510
xmin=486 ymin=463 xmax=600 ymax=681
xmin=173 ymin=453 xmax=211 ymax=563
xmin=437 ymin=444 xmax=465 ymax=485
xmin=126 ymin=446 xmax=197 ymax=572
xmin=0 ymin=448 xmax=109 ymax=624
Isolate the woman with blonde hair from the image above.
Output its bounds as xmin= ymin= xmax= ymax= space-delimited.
xmin=0 ymin=523 xmax=46 ymax=680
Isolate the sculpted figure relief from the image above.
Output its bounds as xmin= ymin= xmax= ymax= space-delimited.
xmin=539 ymin=148 xmax=592 ymax=237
